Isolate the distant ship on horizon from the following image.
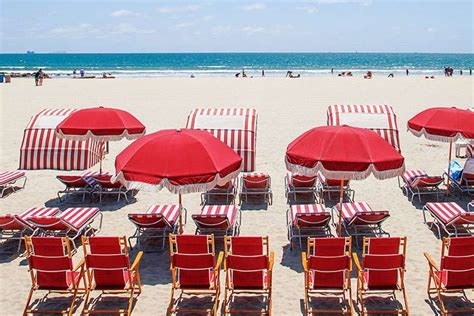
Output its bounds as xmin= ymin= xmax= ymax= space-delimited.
xmin=26 ymin=51 xmax=35 ymax=54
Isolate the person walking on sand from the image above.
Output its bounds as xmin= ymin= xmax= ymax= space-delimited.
xmin=34 ymin=68 xmax=44 ymax=86
xmin=406 ymin=69 xmax=409 ymax=76
xmin=80 ymin=69 xmax=85 ymax=78
xmin=262 ymin=69 xmax=265 ymax=77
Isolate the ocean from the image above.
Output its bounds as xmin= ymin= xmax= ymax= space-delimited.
xmin=0 ymin=53 xmax=473 ymax=78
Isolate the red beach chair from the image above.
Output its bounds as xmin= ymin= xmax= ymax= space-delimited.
xmin=0 ymin=207 xmax=59 ymax=252
xmin=301 ymin=237 xmax=353 ymax=315
xmin=0 ymin=170 xmax=26 ymax=198
xmin=238 ymin=172 xmax=273 ymax=205
xmin=192 ymin=204 xmax=241 ymax=237
xmin=285 ymin=172 xmax=318 ymax=203
xmin=399 ymin=169 xmax=443 ymax=202
xmin=128 ymin=204 xmax=182 ymax=250
xmin=287 ymin=204 xmax=331 ymax=249
xmin=92 ymin=174 xmax=131 ymax=203
xmin=423 ymin=202 xmax=474 ymax=237
xmin=424 ymin=236 xmax=474 ymax=315
xmin=445 ymin=158 xmax=474 ymax=197
xmin=353 ymin=237 xmax=409 ymax=315
xmin=168 ymin=234 xmax=223 ymax=315
xmin=201 ymin=179 xmax=237 ymax=205
xmin=316 ymin=171 xmax=354 ymax=202
xmin=56 ymin=175 xmax=96 ymax=202
xmin=334 ymin=202 xmax=390 ymax=246
xmin=223 ymin=236 xmax=274 ymax=315
xmin=28 ymin=207 xmax=102 ymax=247
xmin=24 ymin=236 xmax=85 ymax=316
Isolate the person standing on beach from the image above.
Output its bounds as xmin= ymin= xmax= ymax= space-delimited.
xmin=331 ymin=68 xmax=334 ymax=74
xmin=80 ymin=69 xmax=85 ymax=77
xmin=470 ymin=69 xmax=472 ymax=75
xmin=460 ymin=69 xmax=463 ymax=75
xmin=406 ymin=69 xmax=409 ymax=76
xmin=262 ymin=69 xmax=265 ymax=77
xmin=34 ymin=68 xmax=44 ymax=86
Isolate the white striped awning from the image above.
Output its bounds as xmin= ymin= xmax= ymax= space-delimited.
xmin=327 ymin=105 xmax=401 ymax=152
xmin=0 ymin=171 xmax=25 ymax=186
xmin=186 ymin=108 xmax=257 ymax=172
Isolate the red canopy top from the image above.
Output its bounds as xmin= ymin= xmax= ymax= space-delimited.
xmin=286 ymin=125 xmax=405 ymax=180
xmin=407 ymin=107 xmax=474 ymax=142
xmin=113 ymin=129 xmax=243 ymax=193
xmin=56 ymin=107 xmax=145 ymax=141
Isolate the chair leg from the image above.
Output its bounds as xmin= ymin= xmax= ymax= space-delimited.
xmin=401 ymin=286 xmax=410 ymax=315
xmin=81 ymin=288 xmax=92 ymax=315
xmin=67 ymin=288 xmax=79 ymax=316
xmin=127 ymin=286 xmax=135 ymax=316
xmin=23 ymin=287 xmax=34 ymax=316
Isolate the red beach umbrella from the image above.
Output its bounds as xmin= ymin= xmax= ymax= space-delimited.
xmin=57 ymin=106 xmax=146 ymax=173
xmin=286 ymin=125 xmax=405 ymax=235
xmin=408 ymin=107 xmax=474 ymax=194
xmin=113 ymin=128 xmax=243 ymax=232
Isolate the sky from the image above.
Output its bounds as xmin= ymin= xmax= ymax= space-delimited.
xmin=0 ymin=0 xmax=472 ymax=53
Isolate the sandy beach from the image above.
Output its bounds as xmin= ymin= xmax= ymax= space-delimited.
xmin=0 ymin=76 xmax=473 ymax=315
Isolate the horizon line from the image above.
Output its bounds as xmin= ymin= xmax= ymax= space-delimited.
xmin=1 ymin=51 xmax=473 ymax=55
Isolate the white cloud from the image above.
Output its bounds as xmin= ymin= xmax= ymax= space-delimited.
xmin=242 ymin=3 xmax=266 ymax=11
xmin=297 ymin=6 xmax=319 ymax=14
xmin=242 ymin=26 xmax=265 ymax=34
xmin=176 ymin=22 xmax=193 ymax=29
xmin=110 ymin=9 xmax=139 ymax=17
xmin=202 ymin=15 xmax=214 ymax=21
xmin=111 ymin=23 xmax=155 ymax=34
xmin=158 ymin=5 xmax=200 ymax=14
xmin=427 ymin=27 xmax=436 ymax=33
xmin=49 ymin=23 xmax=98 ymax=38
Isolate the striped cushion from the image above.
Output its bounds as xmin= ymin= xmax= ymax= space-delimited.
xmin=426 ymin=202 xmax=468 ymax=224
xmin=0 ymin=207 xmax=59 ymax=230
xmin=0 ymin=171 xmax=25 ymax=186
xmin=402 ymin=170 xmax=427 ymax=184
xmin=60 ymin=207 xmax=99 ymax=230
xmin=200 ymin=205 xmax=238 ymax=225
xmin=290 ymin=204 xmax=327 ymax=223
xmin=146 ymin=204 xmax=180 ymax=223
xmin=339 ymin=202 xmax=373 ymax=222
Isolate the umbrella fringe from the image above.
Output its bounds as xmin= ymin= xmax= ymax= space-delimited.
xmin=285 ymin=160 xmax=405 ymax=181
xmin=407 ymin=127 xmax=474 ymax=143
xmin=56 ymin=129 xmax=145 ymax=141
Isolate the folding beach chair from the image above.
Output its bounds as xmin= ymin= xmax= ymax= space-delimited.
xmin=168 ymin=234 xmax=223 ymax=315
xmin=399 ymin=169 xmax=443 ymax=202
xmin=28 ymin=207 xmax=102 ymax=247
xmin=223 ymin=236 xmax=274 ymax=315
xmin=128 ymin=204 xmax=183 ymax=251
xmin=93 ymin=174 xmax=131 ymax=203
xmin=192 ymin=204 xmax=241 ymax=237
xmin=353 ymin=237 xmax=409 ymax=315
xmin=301 ymin=237 xmax=353 ymax=315
xmin=56 ymin=175 xmax=96 ymax=202
xmin=81 ymin=236 xmax=143 ymax=315
xmin=0 ymin=170 xmax=26 ymax=198
xmin=444 ymin=158 xmax=474 ymax=197
xmin=24 ymin=236 xmax=85 ymax=316
xmin=238 ymin=172 xmax=273 ymax=205
xmin=424 ymin=236 xmax=474 ymax=315
xmin=333 ymin=202 xmax=390 ymax=246
xmin=316 ymin=171 xmax=354 ymax=202
xmin=285 ymin=172 xmax=318 ymax=203
xmin=0 ymin=207 xmax=59 ymax=252
xmin=287 ymin=204 xmax=331 ymax=250
xmin=201 ymin=179 xmax=236 ymax=205
xmin=423 ymin=202 xmax=474 ymax=237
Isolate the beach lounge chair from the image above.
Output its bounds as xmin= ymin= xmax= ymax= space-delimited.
xmin=285 ymin=172 xmax=318 ymax=203
xmin=444 ymin=158 xmax=474 ymax=197
xmin=0 ymin=170 xmax=26 ymax=198
xmin=424 ymin=236 xmax=474 ymax=315
xmin=223 ymin=236 xmax=274 ymax=315
xmin=28 ymin=207 xmax=102 ymax=247
xmin=168 ymin=234 xmax=223 ymax=315
xmin=201 ymin=179 xmax=236 ymax=205
xmin=24 ymin=236 xmax=85 ymax=316
xmin=333 ymin=202 xmax=390 ymax=246
xmin=0 ymin=207 xmax=59 ymax=252
xmin=301 ymin=237 xmax=353 ymax=315
xmin=92 ymin=174 xmax=131 ymax=203
xmin=81 ymin=236 xmax=143 ymax=315
xmin=469 ymin=200 xmax=474 ymax=212
xmin=192 ymin=204 xmax=241 ymax=237
xmin=287 ymin=204 xmax=331 ymax=249
xmin=399 ymin=169 xmax=443 ymax=202
xmin=423 ymin=202 xmax=474 ymax=237
xmin=56 ymin=175 xmax=96 ymax=202
xmin=316 ymin=171 xmax=354 ymax=202
xmin=128 ymin=204 xmax=182 ymax=250
xmin=353 ymin=237 xmax=409 ymax=315
xmin=238 ymin=172 xmax=273 ymax=205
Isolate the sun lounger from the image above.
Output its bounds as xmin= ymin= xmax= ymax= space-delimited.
xmin=0 ymin=171 xmax=26 ymax=198
xmin=399 ymin=169 xmax=443 ymax=202
xmin=28 ymin=207 xmax=102 ymax=247
xmin=287 ymin=204 xmax=331 ymax=249
xmin=238 ymin=172 xmax=273 ymax=205
xmin=0 ymin=207 xmax=59 ymax=252
xmin=92 ymin=174 xmax=131 ymax=203
xmin=353 ymin=237 xmax=409 ymax=315
xmin=285 ymin=172 xmax=318 ymax=203
xmin=301 ymin=237 xmax=353 ymax=315
xmin=333 ymin=202 xmax=390 ymax=246
xmin=201 ymin=179 xmax=236 ymax=205
xmin=223 ymin=236 xmax=274 ymax=315
xmin=24 ymin=236 xmax=85 ymax=315
xmin=469 ymin=200 xmax=474 ymax=212
xmin=316 ymin=171 xmax=354 ymax=202
xmin=56 ymin=174 xmax=96 ymax=202
xmin=423 ymin=202 xmax=474 ymax=237
xmin=81 ymin=236 xmax=143 ymax=315
xmin=424 ymin=236 xmax=474 ymax=315
xmin=128 ymin=204 xmax=182 ymax=250
xmin=168 ymin=234 xmax=223 ymax=315
xmin=444 ymin=158 xmax=474 ymax=197
xmin=192 ymin=204 xmax=241 ymax=237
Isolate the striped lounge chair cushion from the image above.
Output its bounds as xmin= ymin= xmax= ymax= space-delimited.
xmin=200 ymin=205 xmax=238 ymax=225
xmin=402 ymin=170 xmax=427 ymax=184
xmin=0 ymin=207 xmax=59 ymax=230
xmin=290 ymin=204 xmax=327 ymax=223
xmin=60 ymin=207 xmax=100 ymax=230
xmin=147 ymin=204 xmax=180 ymax=223
xmin=339 ymin=202 xmax=373 ymax=222
xmin=425 ymin=202 xmax=473 ymax=225
xmin=0 ymin=171 xmax=25 ymax=186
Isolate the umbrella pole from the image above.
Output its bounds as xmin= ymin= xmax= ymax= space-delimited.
xmin=99 ymin=143 xmax=103 ymax=175
xmin=178 ymin=193 xmax=183 ymax=234
xmin=337 ymin=180 xmax=344 ymax=237
xmin=446 ymin=140 xmax=453 ymax=196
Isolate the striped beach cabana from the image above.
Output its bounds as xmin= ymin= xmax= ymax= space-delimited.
xmin=19 ymin=109 xmax=103 ymax=170
xmin=327 ymin=104 xmax=401 ymax=152
xmin=186 ymin=108 xmax=257 ymax=172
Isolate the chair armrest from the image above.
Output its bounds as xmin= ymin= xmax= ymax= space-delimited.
xmin=423 ymin=252 xmax=439 ymax=271
xmin=130 ymin=251 xmax=144 ymax=271
xmin=73 ymin=258 xmax=85 ymax=272
xmin=215 ymin=251 xmax=224 ymax=270
xmin=301 ymin=252 xmax=308 ymax=272
xmin=269 ymin=251 xmax=275 ymax=270
xmin=352 ymin=253 xmax=362 ymax=273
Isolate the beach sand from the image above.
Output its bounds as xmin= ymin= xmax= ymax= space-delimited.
xmin=0 ymin=76 xmax=473 ymax=315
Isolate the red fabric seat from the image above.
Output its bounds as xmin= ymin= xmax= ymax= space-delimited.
xmin=226 ymin=254 xmax=269 ymax=289
xmin=173 ymin=253 xmax=216 ymax=289
xmin=57 ymin=175 xmax=88 ymax=188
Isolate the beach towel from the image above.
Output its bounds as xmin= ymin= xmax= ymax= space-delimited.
xmin=449 ymin=160 xmax=463 ymax=180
